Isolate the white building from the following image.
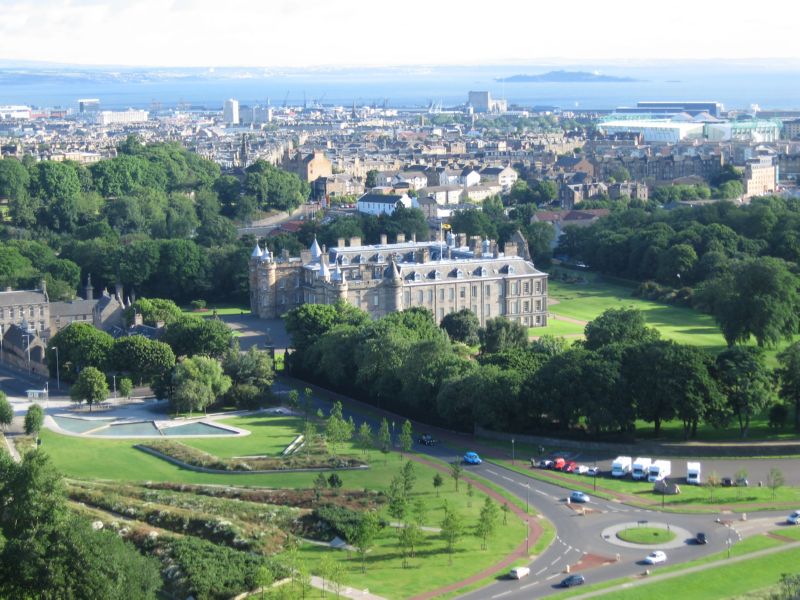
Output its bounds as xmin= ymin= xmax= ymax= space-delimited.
xmin=223 ymin=98 xmax=240 ymax=125
xmin=357 ymin=192 xmax=413 ymax=215
xmin=95 ymin=110 xmax=149 ymax=125
xmin=0 ymin=106 xmax=31 ymax=120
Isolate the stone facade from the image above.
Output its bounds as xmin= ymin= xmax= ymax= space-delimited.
xmin=250 ymin=232 xmax=548 ymax=328
xmin=0 ymin=282 xmax=49 ymax=340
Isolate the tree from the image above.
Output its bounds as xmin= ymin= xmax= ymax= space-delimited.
xmin=109 ymin=336 xmax=176 ymax=385
xmin=0 ymin=392 xmax=12 ymax=431
xmin=327 ymin=473 xmax=343 ymax=489
xmin=222 ymin=345 xmax=274 ymax=409
xmin=287 ymin=389 xmax=300 ymax=410
xmin=433 ymin=473 xmax=444 ymax=497
xmin=70 ymin=367 xmax=109 ymax=412
xmin=776 ymin=342 xmax=800 ymax=431
xmin=770 ymin=573 xmax=800 ymax=600
xmin=313 ymin=472 xmax=328 ymax=503
xmin=378 ymin=418 xmax=392 ymax=456
xmin=479 ymin=317 xmax=529 ymax=354
xmin=353 ymin=511 xmax=380 ymax=574
xmin=700 ymin=258 xmax=800 ymax=347
xmin=325 ymin=401 xmax=353 ymax=455
xmin=401 ymin=460 xmax=417 ymax=496
xmin=124 ymin=297 xmax=183 ymax=327
xmin=357 ymin=422 xmax=373 ymax=456
xmin=466 ymin=482 xmax=474 ymax=507
xmin=398 ymin=521 xmax=422 ymax=568
xmin=440 ymin=309 xmax=480 ymax=346
xmin=118 ymin=377 xmax=133 ymax=399
xmin=501 ymin=502 xmax=510 ymax=525
xmin=162 ymin=316 xmax=234 ymax=358
xmin=171 ymin=356 xmax=231 ymax=414
xmin=365 ymin=169 xmax=379 ymax=188
xmin=256 ymin=564 xmax=273 ymax=600
xmin=440 ymin=502 xmax=465 ymax=564
xmin=767 ymin=467 xmax=785 ymax=501
xmin=23 ymin=404 xmax=44 ymax=435
xmin=48 ymin=322 xmax=113 ymax=382
xmin=715 ymin=346 xmax=774 ymax=437
xmin=399 ymin=419 xmax=413 ymax=455
xmin=476 ymin=496 xmax=500 ymax=550
xmin=318 ymin=553 xmax=335 ymax=598
xmin=449 ymin=461 xmax=463 ymax=492
xmin=584 ymin=308 xmax=659 ymax=351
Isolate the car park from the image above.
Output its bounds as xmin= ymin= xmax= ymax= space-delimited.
xmin=463 ymin=452 xmax=482 ymax=465
xmin=644 ymin=551 xmax=667 ymax=565
xmin=560 ymin=574 xmax=585 ymax=588
xmin=569 ymin=491 xmax=589 ymax=503
xmin=787 ymin=510 xmax=800 ymax=525
xmin=564 ymin=461 xmax=578 ymax=473
xmin=552 ymin=457 xmax=566 ymax=470
xmin=587 ymin=466 xmax=600 ymax=476
xmin=736 ymin=478 xmax=749 ymax=487
xmin=576 ymin=465 xmax=589 ymax=475
xmin=696 ymin=532 xmax=708 ymax=545
xmin=417 ymin=434 xmax=438 ymax=446
xmin=509 ymin=566 xmax=530 ymax=579
xmin=535 ymin=459 xmax=553 ymax=469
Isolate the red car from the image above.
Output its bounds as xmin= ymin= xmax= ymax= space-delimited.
xmin=564 ymin=461 xmax=578 ymax=473
xmin=552 ymin=457 xmax=566 ymax=471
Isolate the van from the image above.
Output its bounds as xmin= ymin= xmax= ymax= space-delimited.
xmin=509 ymin=566 xmax=530 ymax=579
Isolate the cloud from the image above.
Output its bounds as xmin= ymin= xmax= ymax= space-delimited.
xmin=0 ymin=0 xmax=798 ymax=66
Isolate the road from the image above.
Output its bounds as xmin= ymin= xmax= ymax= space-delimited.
xmin=272 ymin=380 xmax=794 ymax=599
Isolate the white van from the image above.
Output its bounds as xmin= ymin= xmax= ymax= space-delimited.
xmin=509 ymin=566 xmax=530 ymax=579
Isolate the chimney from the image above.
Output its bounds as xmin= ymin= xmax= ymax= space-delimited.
xmin=380 ymin=234 xmax=388 ymax=245
xmin=115 ymin=281 xmax=123 ymax=303
xmin=337 ymin=238 xmax=345 ymax=248
xmin=396 ymin=233 xmax=406 ymax=243
xmin=349 ymin=236 xmax=362 ymax=247
xmin=412 ymin=232 xmax=417 ymax=243
xmin=415 ymin=247 xmax=430 ymax=263
xmin=504 ymin=241 xmax=518 ymax=257
xmin=40 ymin=278 xmax=47 ymax=296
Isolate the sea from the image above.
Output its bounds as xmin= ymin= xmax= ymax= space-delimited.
xmin=1 ymin=62 xmax=799 ymax=112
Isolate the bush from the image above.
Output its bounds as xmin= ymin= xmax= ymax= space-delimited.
xmin=191 ymin=300 xmax=207 ymax=311
xmin=313 ymin=505 xmax=364 ymax=541
xmin=769 ymin=403 xmax=790 ymax=429
xmin=24 ymin=404 xmax=45 ymax=435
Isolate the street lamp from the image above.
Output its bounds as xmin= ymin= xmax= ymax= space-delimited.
xmin=50 ymin=346 xmax=60 ymax=390
xmin=112 ymin=374 xmax=117 ymax=399
xmin=511 ymin=438 xmax=515 ymax=465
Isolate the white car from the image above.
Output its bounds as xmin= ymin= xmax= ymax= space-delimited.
xmin=587 ymin=466 xmax=600 ymax=476
xmin=643 ymin=551 xmax=667 ymax=565
xmin=576 ymin=465 xmax=589 ymax=475
xmin=787 ymin=510 xmax=800 ymax=525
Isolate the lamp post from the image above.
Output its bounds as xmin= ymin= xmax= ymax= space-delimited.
xmin=526 ymin=483 xmax=530 ymax=514
xmin=511 ymin=438 xmax=515 ymax=465
xmin=50 ymin=346 xmax=60 ymax=391
xmin=113 ymin=374 xmax=117 ymax=399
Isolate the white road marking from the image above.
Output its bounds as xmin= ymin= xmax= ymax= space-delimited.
xmin=502 ymin=475 xmax=514 ymax=482
xmin=520 ymin=582 xmax=538 ymax=589
xmin=535 ymin=567 xmax=547 ymax=575
xmin=535 ymin=490 xmax=548 ymax=496
xmin=491 ymin=592 xmax=512 ymax=599
xmin=546 ymin=574 xmax=559 ymax=581
xmin=486 ymin=469 xmax=499 ymax=475
xmin=550 ymin=558 xmax=561 ymax=566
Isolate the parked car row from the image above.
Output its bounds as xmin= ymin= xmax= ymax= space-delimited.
xmin=533 ymin=458 xmax=599 ymax=476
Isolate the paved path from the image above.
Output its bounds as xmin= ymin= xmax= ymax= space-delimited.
xmin=308 ymin=576 xmax=388 ymax=600
xmin=566 ymin=540 xmax=800 ymax=600
xmin=548 ymin=313 xmax=588 ymax=325
xmin=406 ymin=455 xmax=545 ymax=600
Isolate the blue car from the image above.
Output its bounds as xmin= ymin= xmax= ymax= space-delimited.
xmin=464 ymin=452 xmax=482 ymax=465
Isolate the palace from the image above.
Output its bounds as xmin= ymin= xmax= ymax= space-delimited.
xmin=249 ymin=231 xmax=548 ymax=328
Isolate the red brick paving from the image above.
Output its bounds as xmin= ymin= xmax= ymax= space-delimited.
xmin=407 ymin=454 xmax=545 ymax=600
xmin=569 ymin=553 xmax=617 ymax=572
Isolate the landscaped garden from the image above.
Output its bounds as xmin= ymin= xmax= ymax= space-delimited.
xmin=616 ymin=526 xmax=676 ymax=544
xmin=34 ymin=405 xmax=530 ymax=599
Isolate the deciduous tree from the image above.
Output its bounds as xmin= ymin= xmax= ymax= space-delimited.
xmin=70 ymin=366 xmax=109 ymax=412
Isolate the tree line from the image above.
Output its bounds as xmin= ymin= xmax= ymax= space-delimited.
xmin=0 ymin=138 xmax=310 ymax=304
xmin=286 ymin=303 xmax=800 ymax=439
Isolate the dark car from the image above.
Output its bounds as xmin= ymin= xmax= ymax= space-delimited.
xmin=721 ymin=477 xmax=734 ymax=487
xmin=417 ymin=434 xmax=438 ymax=446
xmin=696 ymin=532 xmax=708 ymax=545
xmin=560 ymin=574 xmax=585 ymax=588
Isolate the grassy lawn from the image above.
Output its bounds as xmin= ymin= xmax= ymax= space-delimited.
xmin=616 ymin=527 xmax=676 ymax=544
xmin=296 ymin=483 xmax=528 ymax=600
xmin=180 ymin=303 xmax=250 ymax=318
xmin=528 ymin=317 xmax=586 ymax=338
xmin=180 ymin=415 xmax=303 ymax=458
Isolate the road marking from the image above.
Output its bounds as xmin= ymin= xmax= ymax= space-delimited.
xmin=520 ymin=582 xmax=538 ymax=589
xmin=535 ymin=490 xmax=548 ymax=496
xmin=535 ymin=567 xmax=547 ymax=575
xmin=502 ymin=475 xmax=514 ymax=482
xmin=491 ymin=592 xmax=512 ymax=599
xmin=546 ymin=574 xmax=559 ymax=581
xmin=486 ymin=469 xmax=499 ymax=475
xmin=550 ymin=558 xmax=561 ymax=566
xmin=567 ymin=546 xmax=573 ymax=551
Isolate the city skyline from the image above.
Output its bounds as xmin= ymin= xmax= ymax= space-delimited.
xmin=1 ymin=0 xmax=798 ymax=68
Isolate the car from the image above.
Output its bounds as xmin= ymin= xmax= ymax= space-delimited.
xmin=463 ymin=452 xmax=482 ymax=465
xmin=696 ymin=532 xmax=708 ymax=545
xmin=786 ymin=510 xmax=800 ymax=525
xmin=721 ymin=477 xmax=734 ymax=487
xmin=569 ymin=491 xmax=590 ymax=503
xmin=587 ymin=466 xmax=600 ymax=476
xmin=575 ymin=465 xmax=590 ymax=475
xmin=560 ymin=574 xmax=585 ymax=588
xmin=540 ymin=459 xmax=554 ymax=469
xmin=417 ymin=434 xmax=438 ymax=446
xmin=563 ymin=461 xmax=578 ymax=473
xmin=736 ymin=478 xmax=750 ymax=487
xmin=509 ymin=566 xmax=530 ymax=579
xmin=643 ymin=551 xmax=667 ymax=565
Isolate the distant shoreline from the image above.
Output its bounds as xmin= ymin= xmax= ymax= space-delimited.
xmin=497 ymin=70 xmax=639 ymax=83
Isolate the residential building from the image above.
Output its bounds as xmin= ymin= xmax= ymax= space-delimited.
xmin=356 ymin=192 xmax=413 ymax=215
xmin=250 ymin=232 xmax=548 ymax=328
xmin=0 ymin=282 xmax=49 ymax=340
xmin=95 ymin=110 xmax=148 ymax=126
xmin=460 ymin=166 xmax=481 ymax=187
xmin=283 ymin=149 xmax=332 ymax=183
xmin=744 ymin=156 xmax=777 ymax=198
xmin=480 ymin=165 xmax=518 ymax=191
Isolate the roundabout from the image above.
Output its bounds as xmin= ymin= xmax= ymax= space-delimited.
xmin=601 ymin=521 xmax=695 ymax=549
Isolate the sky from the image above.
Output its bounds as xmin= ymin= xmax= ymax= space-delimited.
xmin=1 ymin=0 xmax=799 ymax=68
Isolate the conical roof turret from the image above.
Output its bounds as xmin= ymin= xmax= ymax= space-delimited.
xmin=310 ymin=236 xmax=322 ymax=261
xmin=251 ymin=243 xmax=263 ymax=258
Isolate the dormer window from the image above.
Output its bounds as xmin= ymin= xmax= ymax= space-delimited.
xmin=456 ymin=269 xmax=464 ymax=279
xmin=432 ymin=270 xmax=442 ymax=280
xmin=476 ymin=266 xmax=487 ymax=277
xmin=414 ymin=272 xmax=422 ymax=282
xmin=340 ymin=256 xmax=349 ymax=265
xmin=507 ymin=265 xmax=515 ymax=275
xmin=376 ymin=254 xmax=385 ymax=264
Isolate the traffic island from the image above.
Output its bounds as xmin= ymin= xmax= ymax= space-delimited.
xmin=601 ymin=521 xmax=693 ymax=549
